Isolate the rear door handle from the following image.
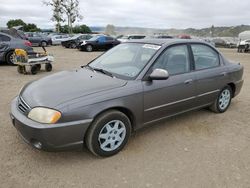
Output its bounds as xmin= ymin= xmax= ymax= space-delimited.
xmin=220 ymin=72 xmax=227 ymax=77
xmin=184 ymin=79 xmax=193 ymax=84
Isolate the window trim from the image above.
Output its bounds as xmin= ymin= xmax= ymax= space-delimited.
xmin=189 ymin=43 xmax=221 ymax=72
xmin=143 ymin=43 xmax=192 ymax=78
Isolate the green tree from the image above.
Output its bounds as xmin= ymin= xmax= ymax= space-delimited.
xmin=72 ymin=25 xmax=91 ymax=33
xmin=7 ymin=19 xmax=26 ymax=28
xmin=24 ymin=23 xmax=40 ymax=32
xmin=61 ymin=0 xmax=83 ymax=33
xmin=59 ymin=25 xmax=70 ymax=33
xmin=44 ymin=0 xmax=64 ymax=32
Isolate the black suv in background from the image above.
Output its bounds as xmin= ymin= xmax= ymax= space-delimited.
xmin=0 ymin=32 xmax=33 ymax=65
xmin=25 ymin=32 xmax=52 ymax=47
xmin=61 ymin=34 xmax=92 ymax=48
xmin=78 ymin=35 xmax=120 ymax=52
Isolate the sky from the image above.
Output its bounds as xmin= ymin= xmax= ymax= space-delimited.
xmin=0 ymin=0 xmax=250 ymax=29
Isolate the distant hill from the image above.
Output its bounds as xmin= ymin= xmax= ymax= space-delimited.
xmin=90 ymin=25 xmax=250 ymax=37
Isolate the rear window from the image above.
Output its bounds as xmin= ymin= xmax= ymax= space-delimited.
xmin=0 ymin=34 xmax=11 ymax=42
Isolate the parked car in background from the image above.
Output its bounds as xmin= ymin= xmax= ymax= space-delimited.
xmin=78 ymin=35 xmax=120 ymax=52
xmin=1 ymin=28 xmax=27 ymax=40
xmin=25 ymin=32 xmax=52 ymax=47
xmin=151 ymin=35 xmax=173 ymax=39
xmin=0 ymin=32 xmax=33 ymax=65
xmin=222 ymin=37 xmax=238 ymax=48
xmin=199 ymin=38 xmax=215 ymax=47
xmin=51 ymin=34 xmax=71 ymax=45
xmin=118 ymin=35 xmax=146 ymax=42
xmin=10 ymin=39 xmax=243 ymax=157
xmin=178 ymin=34 xmax=191 ymax=39
xmin=237 ymin=39 xmax=250 ymax=53
xmin=61 ymin=34 xmax=92 ymax=48
xmin=212 ymin=38 xmax=227 ymax=48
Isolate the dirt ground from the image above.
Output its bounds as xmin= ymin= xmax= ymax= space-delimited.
xmin=0 ymin=46 xmax=249 ymax=188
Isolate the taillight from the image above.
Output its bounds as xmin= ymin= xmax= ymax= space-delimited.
xmin=24 ymin=41 xmax=32 ymax=47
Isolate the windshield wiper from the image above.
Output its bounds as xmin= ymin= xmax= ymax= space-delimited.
xmin=85 ymin=65 xmax=113 ymax=77
xmin=93 ymin=67 xmax=113 ymax=77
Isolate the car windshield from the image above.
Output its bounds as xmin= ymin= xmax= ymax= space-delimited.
xmin=89 ymin=43 xmax=161 ymax=80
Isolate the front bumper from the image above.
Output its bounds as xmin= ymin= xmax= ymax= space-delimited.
xmin=10 ymin=97 xmax=92 ymax=151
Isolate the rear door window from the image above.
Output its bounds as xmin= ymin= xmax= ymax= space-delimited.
xmin=191 ymin=44 xmax=220 ymax=70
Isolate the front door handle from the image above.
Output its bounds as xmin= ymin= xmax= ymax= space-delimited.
xmin=184 ymin=79 xmax=193 ymax=84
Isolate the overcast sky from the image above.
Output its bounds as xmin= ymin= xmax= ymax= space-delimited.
xmin=0 ymin=0 xmax=249 ymax=29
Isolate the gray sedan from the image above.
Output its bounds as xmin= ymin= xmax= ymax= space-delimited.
xmin=10 ymin=39 xmax=244 ymax=157
xmin=0 ymin=32 xmax=33 ymax=65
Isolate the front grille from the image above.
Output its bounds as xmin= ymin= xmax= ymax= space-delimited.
xmin=17 ymin=96 xmax=31 ymax=114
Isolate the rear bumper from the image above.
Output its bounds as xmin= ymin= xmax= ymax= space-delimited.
xmin=10 ymin=97 xmax=92 ymax=151
xmin=234 ymin=80 xmax=244 ymax=97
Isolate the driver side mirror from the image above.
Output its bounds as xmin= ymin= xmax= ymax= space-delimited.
xmin=149 ymin=69 xmax=169 ymax=80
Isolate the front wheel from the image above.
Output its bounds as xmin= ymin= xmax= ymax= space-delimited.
xmin=86 ymin=110 xmax=131 ymax=157
xmin=85 ymin=44 xmax=93 ymax=52
xmin=210 ymin=86 xmax=232 ymax=113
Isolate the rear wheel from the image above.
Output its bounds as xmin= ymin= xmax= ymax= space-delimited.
xmin=86 ymin=110 xmax=131 ymax=157
xmin=210 ymin=86 xmax=232 ymax=113
xmin=41 ymin=41 xmax=47 ymax=47
xmin=6 ymin=51 xmax=15 ymax=65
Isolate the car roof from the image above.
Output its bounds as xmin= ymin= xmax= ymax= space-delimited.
xmin=126 ymin=39 xmax=212 ymax=46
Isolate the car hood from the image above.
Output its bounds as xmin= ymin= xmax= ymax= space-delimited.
xmin=21 ymin=68 xmax=127 ymax=108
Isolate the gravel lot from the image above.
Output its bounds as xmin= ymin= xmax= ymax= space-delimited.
xmin=0 ymin=46 xmax=249 ymax=188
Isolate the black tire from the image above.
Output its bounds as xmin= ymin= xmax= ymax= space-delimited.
xmin=86 ymin=44 xmax=93 ymax=52
xmin=36 ymin=64 xmax=41 ymax=71
xmin=30 ymin=65 xmax=38 ymax=75
xmin=17 ymin=65 xmax=25 ymax=74
xmin=6 ymin=51 xmax=15 ymax=65
xmin=86 ymin=110 xmax=131 ymax=157
xmin=210 ymin=86 xmax=232 ymax=113
xmin=45 ymin=63 xmax=52 ymax=72
xmin=41 ymin=41 xmax=47 ymax=47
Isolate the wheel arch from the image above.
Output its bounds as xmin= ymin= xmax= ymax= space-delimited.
xmin=227 ymin=83 xmax=236 ymax=97
xmin=92 ymin=106 xmax=136 ymax=132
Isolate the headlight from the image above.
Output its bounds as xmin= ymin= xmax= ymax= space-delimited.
xmin=28 ymin=107 xmax=61 ymax=124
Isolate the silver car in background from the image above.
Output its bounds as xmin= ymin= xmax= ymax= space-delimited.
xmin=10 ymin=39 xmax=243 ymax=157
xmin=51 ymin=34 xmax=72 ymax=45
